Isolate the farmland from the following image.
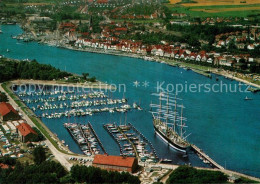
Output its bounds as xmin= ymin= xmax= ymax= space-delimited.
xmin=167 ymin=1 xmax=260 ymax=17
xmin=170 ymin=0 xmax=260 ymax=6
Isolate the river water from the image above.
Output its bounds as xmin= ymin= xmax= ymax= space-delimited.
xmin=1 ymin=25 xmax=260 ymax=177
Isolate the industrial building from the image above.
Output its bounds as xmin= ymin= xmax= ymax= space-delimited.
xmin=93 ymin=154 xmax=138 ymax=173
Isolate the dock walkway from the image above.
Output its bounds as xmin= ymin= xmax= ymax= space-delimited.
xmin=191 ymin=144 xmax=224 ymax=170
xmin=88 ymin=122 xmax=107 ymax=154
xmin=103 ymin=124 xmax=123 ymax=154
xmin=128 ymin=123 xmax=159 ymax=160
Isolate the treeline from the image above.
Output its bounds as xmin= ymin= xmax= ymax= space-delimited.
xmin=71 ymin=165 xmax=140 ymax=184
xmin=166 ymin=166 xmax=228 ymax=184
xmin=0 ymin=159 xmax=140 ymax=183
xmin=120 ymin=31 xmax=184 ymax=45
xmin=120 ymin=4 xmax=159 ymax=16
xmin=0 ymin=160 xmax=67 ymax=183
xmin=166 ymin=24 xmax=243 ymax=46
xmin=0 ymin=146 xmax=140 ymax=184
xmin=0 ymin=59 xmax=71 ymax=82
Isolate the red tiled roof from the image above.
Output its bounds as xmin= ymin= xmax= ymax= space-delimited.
xmin=16 ymin=123 xmax=37 ymax=137
xmin=97 ymin=0 xmax=108 ymax=3
xmin=0 ymin=163 xmax=10 ymax=169
xmin=0 ymin=102 xmax=18 ymax=116
xmin=115 ymin=27 xmax=127 ymax=31
xmin=0 ymin=162 xmax=15 ymax=169
xmin=93 ymin=155 xmax=136 ymax=168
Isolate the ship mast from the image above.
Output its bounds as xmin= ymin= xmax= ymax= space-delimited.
xmin=173 ymin=93 xmax=177 ymax=132
xmin=158 ymin=92 xmax=162 ymax=119
xmin=180 ymin=104 xmax=183 ymax=138
xmin=166 ymin=92 xmax=169 ymax=130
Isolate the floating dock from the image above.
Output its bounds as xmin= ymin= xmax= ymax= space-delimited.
xmin=128 ymin=123 xmax=159 ymax=161
xmin=104 ymin=122 xmax=158 ymax=162
xmin=191 ymin=144 xmax=224 ymax=170
xmin=64 ymin=123 xmax=105 ymax=156
xmin=103 ymin=124 xmax=123 ymax=155
xmin=88 ymin=122 xmax=107 ymax=154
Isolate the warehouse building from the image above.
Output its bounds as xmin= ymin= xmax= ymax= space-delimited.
xmin=93 ymin=154 xmax=138 ymax=173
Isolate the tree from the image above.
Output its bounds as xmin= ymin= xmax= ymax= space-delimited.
xmin=89 ymin=77 xmax=96 ymax=82
xmin=0 ymin=92 xmax=8 ymax=102
xmin=31 ymin=127 xmax=45 ymax=142
xmin=167 ymin=166 xmax=227 ymax=184
xmin=82 ymin=73 xmax=89 ymax=80
xmin=228 ymin=39 xmax=237 ymax=52
xmin=33 ymin=146 xmax=46 ymax=165
xmin=71 ymin=165 xmax=140 ymax=184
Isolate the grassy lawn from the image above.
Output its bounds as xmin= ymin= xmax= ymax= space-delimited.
xmin=18 ymin=153 xmax=34 ymax=164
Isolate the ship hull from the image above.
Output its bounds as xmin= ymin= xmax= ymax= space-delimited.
xmin=154 ymin=125 xmax=187 ymax=153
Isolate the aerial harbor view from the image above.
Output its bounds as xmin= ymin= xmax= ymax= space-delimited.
xmin=0 ymin=0 xmax=259 ymax=183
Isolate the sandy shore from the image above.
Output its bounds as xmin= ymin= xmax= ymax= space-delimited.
xmin=10 ymin=79 xmax=115 ymax=90
xmin=211 ymin=70 xmax=260 ymax=89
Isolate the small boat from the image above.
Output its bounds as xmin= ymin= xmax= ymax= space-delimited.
xmin=244 ymin=96 xmax=252 ymax=100
xmin=161 ymin=159 xmax=172 ymax=163
xmin=216 ymin=77 xmax=219 ymax=81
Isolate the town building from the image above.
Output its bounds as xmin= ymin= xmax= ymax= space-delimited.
xmin=16 ymin=123 xmax=38 ymax=143
xmin=93 ymin=154 xmax=138 ymax=173
xmin=0 ymin=102 xmax=20 ymax=121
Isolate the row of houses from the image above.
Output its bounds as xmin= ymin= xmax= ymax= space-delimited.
xmin=215 ymin=39 xmax=259 ymax=50
xmin=214 ymin=28 xmax=260 ymax=49
xmin=74 ymin=38 xmax=255 ymax=67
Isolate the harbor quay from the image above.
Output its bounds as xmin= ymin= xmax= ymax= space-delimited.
xmin=0 ymin=80 xmax=259 ymax=183
xmin=3 ymin=81 xmax=229 ymax=169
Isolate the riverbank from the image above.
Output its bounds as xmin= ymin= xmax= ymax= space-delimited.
xmin=41 ymin=39 xmax=260 ymax=89
xmin=15 ymin=23 xmax=259 ymax=89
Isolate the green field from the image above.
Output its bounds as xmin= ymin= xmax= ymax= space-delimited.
xmin=166 ymin=3 xmax=260 ymax=17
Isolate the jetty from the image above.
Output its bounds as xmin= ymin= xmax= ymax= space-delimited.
xmin=128 ymin=123 xmax=159 ymax=161
xmin=88 ymin=122 xmax=107 ymax=154
xmin=192 ymin=69 xmax=212 ymax=78
xmin=103 ymin=124 xmax=123 ymax=155
xmin=64 ymin=123 xmax=105 ymax=156
xmin=248 ymin=87 xmax=260 ymax=93
xmin=191 ymin=144 xmax=224 ymax=170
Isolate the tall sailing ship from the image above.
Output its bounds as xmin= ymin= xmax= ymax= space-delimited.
xmin=150 ymin=92 xmax=191 ymax=153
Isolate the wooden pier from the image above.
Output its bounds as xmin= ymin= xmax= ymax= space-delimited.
xmin=103 ymin=124 xmax=123 ymax=155
xmin=79 ymin=125 xmax=95 ymax=155
xmin=88 ymin=122 xmax=107 ymax=154
xmin=118 ymin=128 xmax=139 ymax=158
xmin=191 ymin=144 xmax=224 ymax=170
xmin=128 ymin=123 xmax=159 ymax=161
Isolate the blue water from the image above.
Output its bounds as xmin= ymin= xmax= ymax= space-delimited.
xmin=1 ymin=25 xmax=260 ymax=177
